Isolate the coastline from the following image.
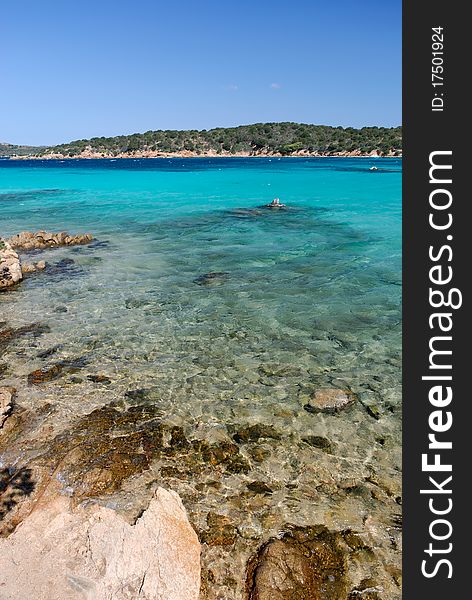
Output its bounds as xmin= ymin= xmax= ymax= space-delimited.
xmin=10 ymin=149 xmax=402 ymax=160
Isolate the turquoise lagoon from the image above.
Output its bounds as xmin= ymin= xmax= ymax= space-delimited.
xmin=0 ymin=157 xmax=402 ymax=598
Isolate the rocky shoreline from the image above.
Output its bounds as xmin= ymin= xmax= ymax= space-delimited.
xmin=11 ymin=149 xmax=401 ymax=160
xmin=0 ymin=231 xmax=94 ymax=291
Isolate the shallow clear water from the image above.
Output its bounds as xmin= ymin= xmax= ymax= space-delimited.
xmin=0 ymin=157 xmax=402 ymax=598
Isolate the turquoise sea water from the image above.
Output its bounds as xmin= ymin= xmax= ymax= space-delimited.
xmin=0 ymin=157 xmax=402 ymax=598
xmin=0 ymin=157 xmax=401 ymax=350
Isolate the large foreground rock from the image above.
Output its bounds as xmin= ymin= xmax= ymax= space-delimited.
xmin=0 ymin=239 xmax=22 ymax=290
xmin=0 ymin=487 xmax=201 ymax=600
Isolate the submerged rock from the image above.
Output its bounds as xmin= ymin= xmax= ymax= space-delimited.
xmin=304 ymin=388 xmax=356 ymax=414
xmin=233 ymin=423 xmax=282 ymax=444
xmin=0 ymin=487 xmax=201 ymax=600
xmin=23 ymin=402 xmax=252 ymax=502
xmin=0 ymin=239 xmax=22 ymax=290
xmin=193 ymin=271 xmax=229 ymax=286
xmin=87 ymin=374 xmax=112 ymax=384
xmin=246 ymin=525 xmax=347 ymax=600
xmin=0 ymin=322 xmax=50 ymax=354
xmin=228 ymin=208 xmax=265 ymax=218
xmin=301 ymin=435 xmax=333 ymax=453
xmin=258 ymin=363 xmax=303 ymax=378
xmin=246 ymin=481 xmax=273 ymax=495
xmin=7 ymin=230 xmax=93 ymax=251
xmin=38 ymin=403 xmax=164 ymax=498
xmin=28 ymin=357 xmax=88 ymax=385
xmin=53 ymin=305 xmax=68 ymax=313
xmin=248 ymin=445 xmax=272 ymax=462
xmin=37 ymin=345 xmax=62 ymax=359
xmin=46 ymin=257 xmax=77 ymax=275
xmin=200 ymin=512 xmax=237 ymax=546
xmin=125 ymin=387 xmax=150 ymax=401
xmin=1 ymin=397 xmax=256 ymax=515
xmin=191 ymin=439 xmax=251 ymax=474
xmin=28 ymin=363 xmax=65 ymax=385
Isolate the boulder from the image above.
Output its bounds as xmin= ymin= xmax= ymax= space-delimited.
xmin=0 ymin=487 xmax=201 ymax=600
xmin=0 ymin=239 xmax=22 ymax=289
xmin=21 ymin=260 xmax=47 ymax=274
xmin=21 ymin=262 xmax=36 ymax=274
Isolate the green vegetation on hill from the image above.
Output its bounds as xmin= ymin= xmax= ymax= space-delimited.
xmin=37 ymin=123 xmax=402 ymax=157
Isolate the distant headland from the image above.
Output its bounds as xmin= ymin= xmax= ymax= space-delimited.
xmin=1 ymin=122 xmax=402 ymax=160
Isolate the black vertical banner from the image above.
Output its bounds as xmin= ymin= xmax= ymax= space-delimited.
xmin=403 ymin=2 xmax=468 ymax=598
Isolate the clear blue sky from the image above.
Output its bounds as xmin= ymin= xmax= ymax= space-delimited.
xmin=1 ymin=0 xmax=401 ymax=146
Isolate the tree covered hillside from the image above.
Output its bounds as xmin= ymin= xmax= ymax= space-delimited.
xmin=38 ymin=123 xmax=402 ymax=157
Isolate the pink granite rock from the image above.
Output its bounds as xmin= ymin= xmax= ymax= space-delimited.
xmin=0 ymin=239 xmax=22 ymax=289
xmin=0 ymin=487 xmax=201 ymax=600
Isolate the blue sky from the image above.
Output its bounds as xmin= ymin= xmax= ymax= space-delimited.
xmin=1 ymin=0 xmax=401 ymax=146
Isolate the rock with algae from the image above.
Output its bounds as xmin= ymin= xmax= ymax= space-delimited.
xmin=28 ymin=356 xmax=88 ymax=385
xmin=0 ymin=399 xmax=255 ymax=529
xmin=246 ymin=525 xmax=348 ymax=600
xmin=201 ymin=512 xmax=238 ymax=547
xmin=37 ymin=403 xmax=166 ymax=499
xmin=0 ymin=322 xmax=50 ymax=355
